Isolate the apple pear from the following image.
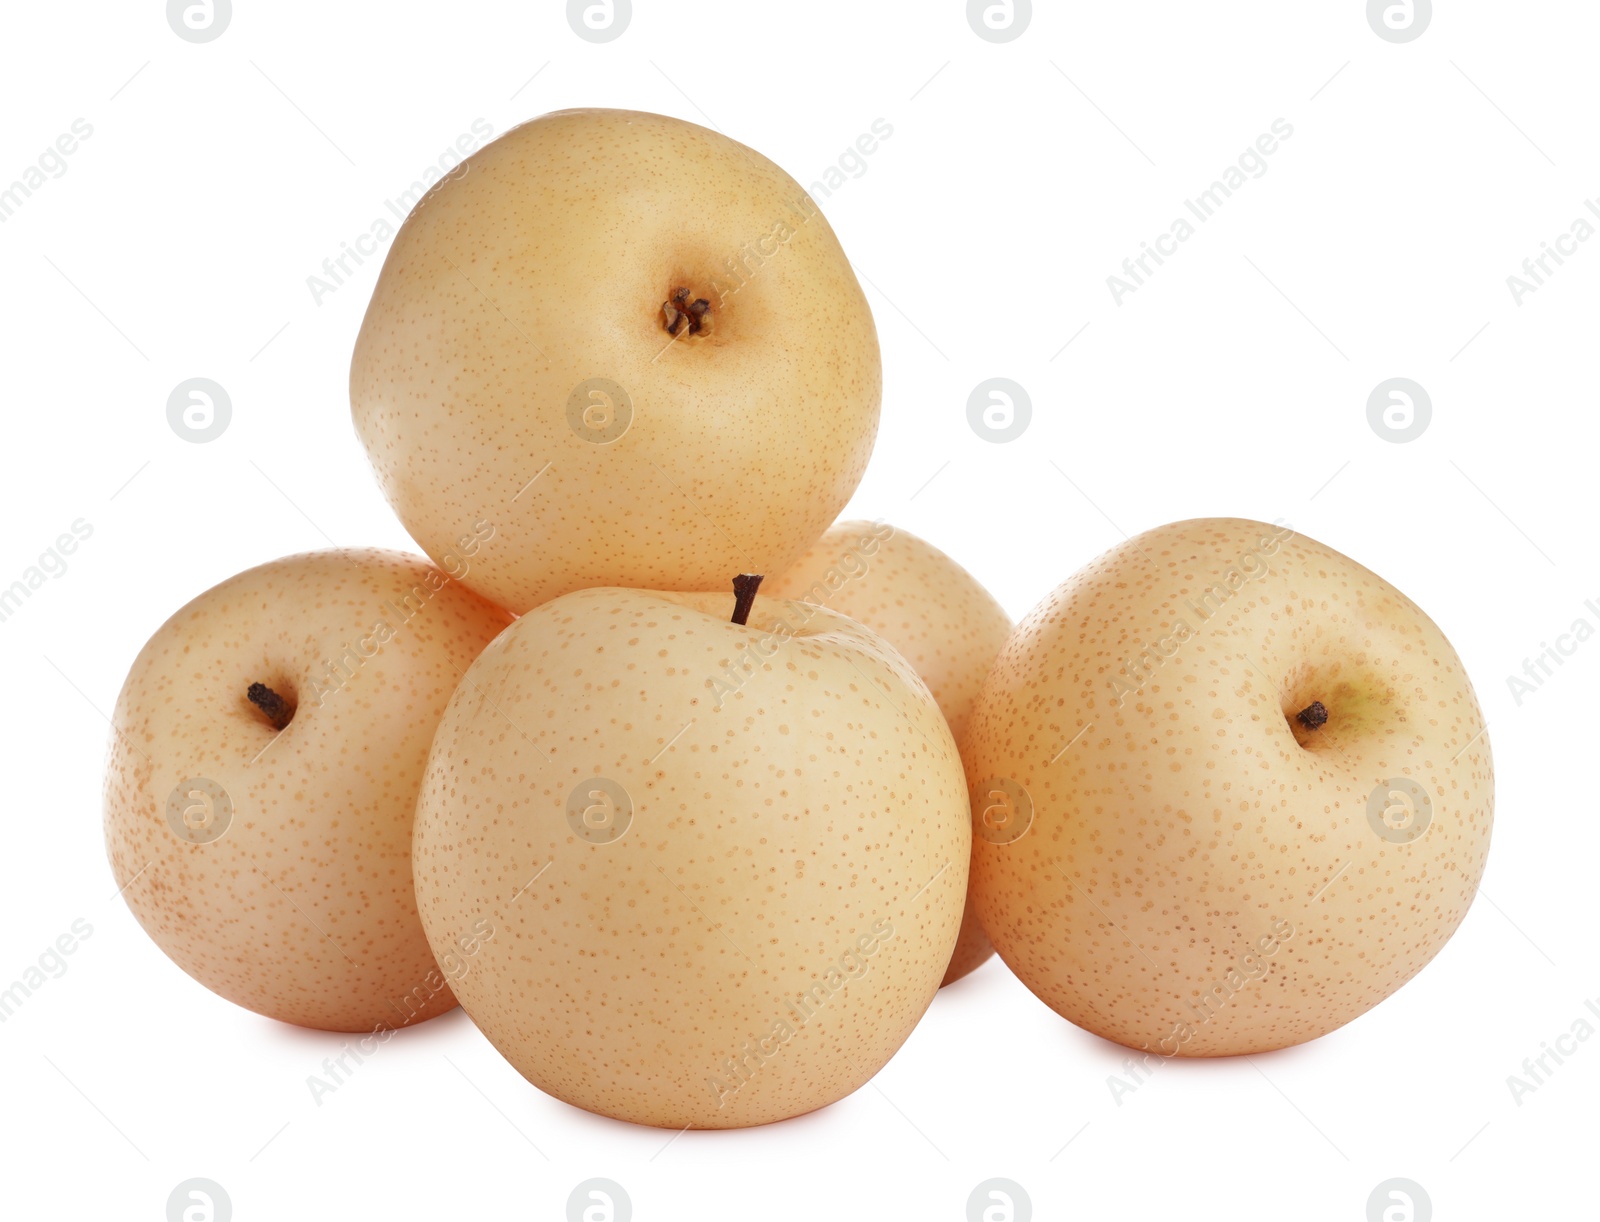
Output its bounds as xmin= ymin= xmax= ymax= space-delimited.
xmin=768 ymin=519 xmax=1012 ymax=985
xmin=962 ymin=518 xmax=1493 ymax=1055
xmin=103 ymin=549 xmax=512 ymax=1031
xmin=411 ymin=580 xmax=970 ymax=1128
xmin=351 ymin=108 xmax=882 ymax=613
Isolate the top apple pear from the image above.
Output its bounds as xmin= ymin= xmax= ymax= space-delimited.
xmin=351 ymin=108 xmax=882 ymax=613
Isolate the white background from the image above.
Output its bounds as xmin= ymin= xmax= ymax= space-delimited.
xmin=0 ymin=1 xmax=1592 ymax=1218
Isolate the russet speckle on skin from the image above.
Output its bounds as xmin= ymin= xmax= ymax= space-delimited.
xmin=103 ymin=549 xmax=512 ymax=1032
xmin=962 ymin=518 xmax=1494 ymax=1056
xmin=350 ymin=108 xmax=882 ymax=614
xmin=769 ymin=519 xmax=1013 ymax=986
xmin=412 ymin=586 xmax=970 ymax=1128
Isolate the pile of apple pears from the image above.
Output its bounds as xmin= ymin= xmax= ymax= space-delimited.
xmin=105 ymin=110 xmax=1493 ymax=1130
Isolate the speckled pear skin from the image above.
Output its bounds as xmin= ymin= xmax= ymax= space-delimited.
xmin=412 ymin=586 xmax=971 ymax=1129
xmin=350 ymin=108 xmax=882 ymax=614
xmin=103 ymin=549 xmax=513 ymax=1032
xmin=768 ymin=519 xmax=1013 ymax=986
xmin=962 ymin=518 xmax=1494 ymax=1056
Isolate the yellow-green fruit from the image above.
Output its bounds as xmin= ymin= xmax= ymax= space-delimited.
xmin=351 ymin=108 xmax=882 ymax=614
xmin=963 ymin=519 xmax=1493 ymax=1055
xmin=103 ymin=549 xmax=512 ymax=1031
xmin=412 ymin=585 xmax=970 ymax=1128
xmin=768 ymin=519 xmax=1012 ymax=985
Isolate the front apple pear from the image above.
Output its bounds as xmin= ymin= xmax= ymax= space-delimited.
xmin=411 ymin=581 xmax=971 ymax=1128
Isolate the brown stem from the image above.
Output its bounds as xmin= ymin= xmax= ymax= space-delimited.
xmin=731 ymin=574 xmax=763 ymax=626
xmin=248 ymin=682 xmax=294 ymax=731
xmin=663 ymin=287 xmax=714 ymax=337
xmin=1295 ymin=701 xmax=1328 ymax=730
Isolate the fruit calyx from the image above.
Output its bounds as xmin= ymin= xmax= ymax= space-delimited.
xmin=663 ymin=287 xmax=713 ymax=338
xmin=1295 ymin=701 xmax=1328 ymax=731
xmin=248 ymin=682 xmax=295 ymax=731
xmin=731 ymin=574 xmax=763 ymax=626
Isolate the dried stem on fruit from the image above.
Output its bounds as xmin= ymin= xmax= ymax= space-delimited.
xmin=248 ymin=682 xmax=294 ymax=731
xmin=1295 ymin=700 xmax=1329 ymax=730
xmin=731 ymin=574 xmax=763 ymax=626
